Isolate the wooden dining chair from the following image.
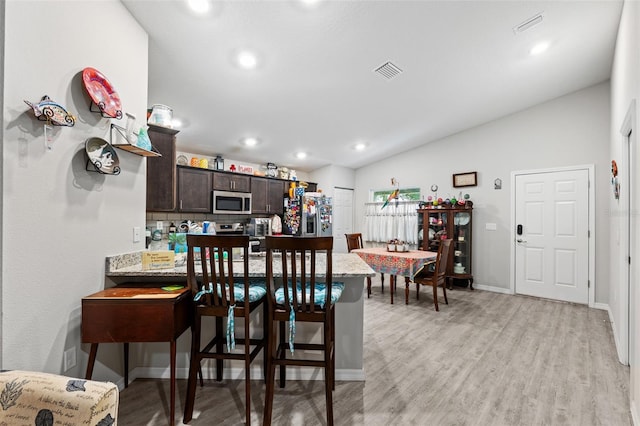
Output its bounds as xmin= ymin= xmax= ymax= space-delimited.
xmin=263 ymin=236 xmax=344 ymax=426
xmin=183 ymin=234 xmax=267 ymax=425
xmin=344 ymin=233 xmax=387 ymax=297
xmin=413 ymin=239 xmax=453 ymax=311
xmin=344 ymin=233 xmax=373 ymax=298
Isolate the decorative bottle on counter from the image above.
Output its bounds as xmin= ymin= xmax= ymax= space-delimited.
xmin=168 ymin=223 xmax=176 ymax=250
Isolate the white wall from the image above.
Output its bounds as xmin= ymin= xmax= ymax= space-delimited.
xmin=0 ymin=0 xmax=5 ymax=369
xmin=609 ymin=0 xmax=640 ymax=422
xmin=1 ymin=0 xmax=148 ymax=383
xmin=355 ymin=82 xmax=611 ymax=299
xmin=310 ymin=164 xmax=356 ymax=196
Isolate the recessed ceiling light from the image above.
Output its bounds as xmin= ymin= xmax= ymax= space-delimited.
xmin=300 ymin=0 xmax=322 ymax=6
xmin=242 ymin=137 xmax=259 ymax=147
xmin=530 ymin=42 xmax=549 ymax=56
xmin=237 ymin=50 xmax=258 ymax=69
xmin=354 ymin=143 xmax=367 ymax=151
xmin=186 ymin=0 xmax=210 ymax=14
xmin=296 ymin=152 xmax=307 ymax=159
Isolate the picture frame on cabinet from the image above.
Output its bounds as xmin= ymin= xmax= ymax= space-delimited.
xmin=453 ymin=171 xmax=477 ymax=188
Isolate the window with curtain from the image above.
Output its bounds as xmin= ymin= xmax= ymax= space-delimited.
xmin=372 ymin=187 xmax=421 ymax=202
xmin=364 ymin=187 xmax=420 ymax=243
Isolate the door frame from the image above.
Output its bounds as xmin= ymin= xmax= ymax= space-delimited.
xmin=620 ymin=99 xmax=636 ymax=367
xmin=509 ymin=164 xmax=595 ymax=307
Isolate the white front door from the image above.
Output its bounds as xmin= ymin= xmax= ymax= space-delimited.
xmin=514 ymin=169 xmax=589 ymax=304
xmin=332 ymin=187 xmax=354 ymax=253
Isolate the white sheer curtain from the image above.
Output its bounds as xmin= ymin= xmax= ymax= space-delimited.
xmin=363 ymin=201 xmax=419 ymax=244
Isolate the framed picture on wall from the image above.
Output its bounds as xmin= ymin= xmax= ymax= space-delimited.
xmin=453 ymin=172 xmax=477 ymax=188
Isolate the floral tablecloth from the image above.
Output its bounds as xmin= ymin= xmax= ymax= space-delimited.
xmin=351 ymin=247 xmax=437 ymax=278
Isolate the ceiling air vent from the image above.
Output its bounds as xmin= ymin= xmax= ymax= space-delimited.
xmin=513 ymin=12 xmax=544 ymax=34
xmin=374 ymin=61 xmax=403 ymax=80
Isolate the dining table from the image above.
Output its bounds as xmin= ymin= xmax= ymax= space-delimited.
xmin=352 ymin=247 xmax=437 ymax=304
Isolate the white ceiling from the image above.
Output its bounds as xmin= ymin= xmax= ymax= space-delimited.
xmin=122 ymin=0 xmax=623 ymax=172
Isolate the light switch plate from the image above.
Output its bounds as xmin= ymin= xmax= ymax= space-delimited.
xmin=485 ymin=223 xmax=497 ymax=231
xmin=133 ymin=226 xmax=141 ymax=242
xmin=64 ymin=347 xmax=76 ymax=371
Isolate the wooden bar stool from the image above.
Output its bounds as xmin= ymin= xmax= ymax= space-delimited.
xmin=183 ymin=235 xmax=267 ymax=425
xmin=262 ymin=236 xmax=344 ymax=426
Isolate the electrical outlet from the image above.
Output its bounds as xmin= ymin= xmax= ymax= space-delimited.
xmin=64 ymin=347 xmax=77 ymax=371
xmin=133 ymin=226 xmax=141 ymax=242
xmin=156 ymin=221 xmax=164 ymax=231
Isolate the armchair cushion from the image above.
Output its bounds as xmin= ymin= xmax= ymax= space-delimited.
xmin=0 ymin=370 xmax=118 ymax=426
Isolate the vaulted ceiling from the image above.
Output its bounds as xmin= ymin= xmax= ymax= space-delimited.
xmin=123 ymin=0 xmax=623 ymax=172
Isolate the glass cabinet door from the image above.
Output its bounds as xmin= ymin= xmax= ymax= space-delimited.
xmin=452 ymin=211 xmax=472 ymax=275
xmin=427 ymin=210 xmax=448 ymax=251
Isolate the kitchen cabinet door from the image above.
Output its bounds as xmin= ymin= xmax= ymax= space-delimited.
xmin=251 ymin=177 xmax=286 ymax=214
xmin=212 ymin=171 xmax=251 ymax=192
xmin=177 ymin=166 xmax=212 ymax=212
xmin=251 ymin=177 xmax=268 ymax=214
xmin=146 ymin=126 xmax=178 ymax=211
xmin=267 ymin=180 xmax=286 ymax=215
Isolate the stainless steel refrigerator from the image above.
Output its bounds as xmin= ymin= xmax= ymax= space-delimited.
xmin=283 ymin=193 xmax=332 ymax=237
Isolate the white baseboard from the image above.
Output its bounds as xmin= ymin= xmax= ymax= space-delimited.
xmin=592 ymin=302 xmax=609 ymax=311
xmin=132 ymin=366 xmax=365 ymax=382
xmin=604 ymin=304 xmax=626 ymax=365
xmin=472 ymin=284 xmax=513 ymax=294
xmin=113 ymin=377 xmax=129 ymax=391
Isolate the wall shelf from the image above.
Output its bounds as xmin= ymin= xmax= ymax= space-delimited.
xmin=110 ymin=123 xmax=162 ymax=157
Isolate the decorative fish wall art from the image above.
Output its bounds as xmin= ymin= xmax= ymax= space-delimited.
xmin=24 ymin=95 xmax=75 ymax=127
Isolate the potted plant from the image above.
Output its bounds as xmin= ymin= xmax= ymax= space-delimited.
xmin=168 ymin=232 xmax=187 ymax=253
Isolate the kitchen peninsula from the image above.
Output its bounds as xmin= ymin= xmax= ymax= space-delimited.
xmin=102 ymin=250 xmax=375 ymax=380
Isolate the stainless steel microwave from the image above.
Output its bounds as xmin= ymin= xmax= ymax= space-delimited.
xmin=212 ymin=191 xmax=252 ymax=214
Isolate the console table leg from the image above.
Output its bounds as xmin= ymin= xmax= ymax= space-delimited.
xmin=170 ymin=339 xmax=176 ymax=426
xmin=124 ymin=342 xmax=129 ymax=388
xmin=85 ymin=343 xmax=98 ymax=379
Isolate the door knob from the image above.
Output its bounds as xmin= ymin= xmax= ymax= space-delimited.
xmin=516 ymin=239 xmax=527 ymax=243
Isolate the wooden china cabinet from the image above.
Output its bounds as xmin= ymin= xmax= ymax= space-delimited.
xmin=417 ymin=205 xmax=474 ymax=289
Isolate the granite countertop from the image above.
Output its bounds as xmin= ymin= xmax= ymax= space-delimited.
xmin=106 ymin=251 xmax=375 ymax=278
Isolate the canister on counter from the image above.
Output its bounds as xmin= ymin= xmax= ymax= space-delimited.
xmin=147 ymin=104 xmax=173 ymax=127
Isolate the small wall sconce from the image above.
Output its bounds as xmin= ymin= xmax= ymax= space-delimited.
xmin=494 ymin=178 xmax=502 ymax=190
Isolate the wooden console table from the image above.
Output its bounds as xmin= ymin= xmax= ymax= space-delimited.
xmin=82 ymin=283 xmax=192 ymax=426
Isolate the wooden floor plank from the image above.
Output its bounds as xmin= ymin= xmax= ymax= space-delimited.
xmin=117 ymin=278 xmax=631 ymax=425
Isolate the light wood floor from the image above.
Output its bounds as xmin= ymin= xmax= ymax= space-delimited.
xmin=118 ymin=278 xmax=632 ymax=425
